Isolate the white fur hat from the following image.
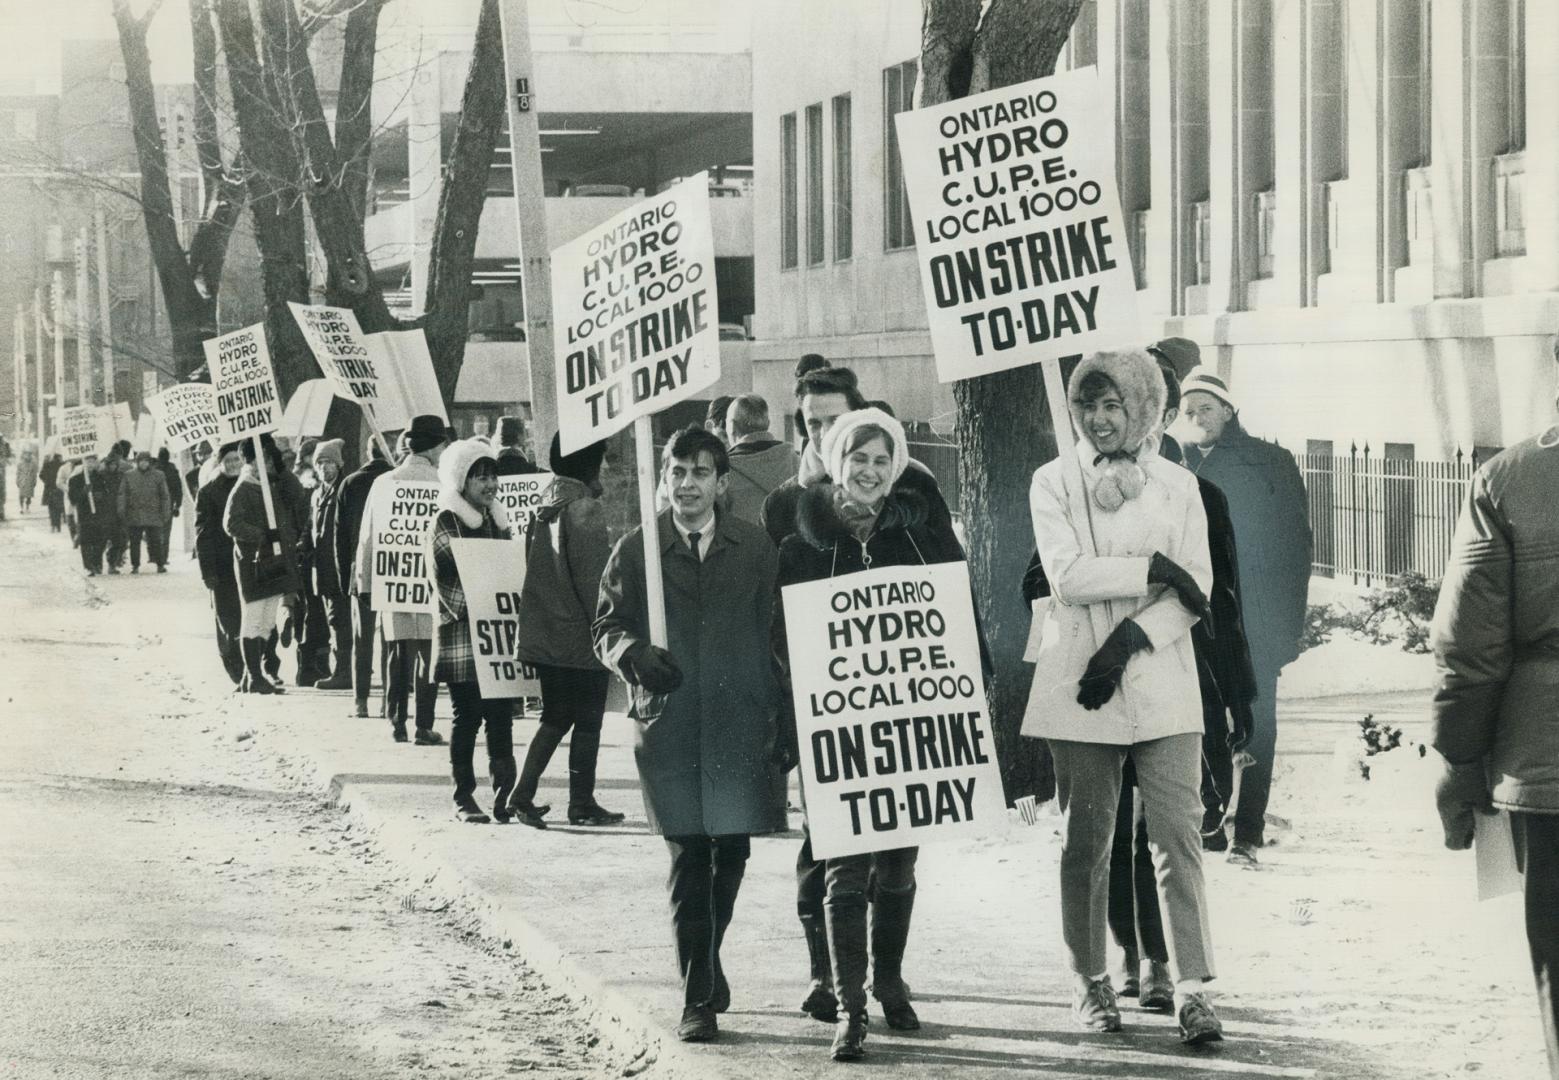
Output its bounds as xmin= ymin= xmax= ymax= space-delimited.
xmin=1180 ymin=366 xmax=1239 ymax=411
xmin=438 ymin=437 xmax=498 ymax=494
xmin=820 ymin=407 xmax=909 ymax=488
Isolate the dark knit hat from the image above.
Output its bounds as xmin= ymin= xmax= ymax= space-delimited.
xmin=548 ymin=431 xmax=607 ymax=484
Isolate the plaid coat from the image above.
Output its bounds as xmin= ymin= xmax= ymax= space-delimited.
xmin=431 ymin=501 xmax=510 ymax=685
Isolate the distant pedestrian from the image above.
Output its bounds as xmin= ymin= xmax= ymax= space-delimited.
xmin=511 ymin=432 xmax=621 ymax=829
xmin=430 ymin=438 xmax=516 ymax=824
xmin=339 ymin=436 xmax=394 ymax=718
xmin=494 ymin=417 xmax=540 ymax=476
xmin=157 ymin=447 xmax=183 ymax=561
xmin=594 ymin=426 xmax=788 ymax=1044
xmin=40 ymin=453 xmax=63 ymax=532
xmin=67 ymin=455 xmax=113 ymax=575
xmin=354 ymin=416 xmax=448 ymax=745
xmin=195 ymin=443 xmax=246 ymax=686
xmin=100 ymin=444 xmax=130 ymax=572
xmin=721 ymin=394 xmax=798 ymax=526
xmin=15 ymin=448 xmax=37 ymax=512
xmin=1023 ymin=348 xmax=1224 ymax=1045
xmin=772 ymin=407 xmax=976 ymax=1061
xmin=223 ymin=434 xmax=301 ymax=695
xmin=118 ymin=451 xmax=173 ymax=573
xmin=56 ymin=458 xmax=77 ymax=542
xmin=1181 ymin=363 xmax=1311 ymax=866
xmin=308 ymin=439 xmax=353 ymax=690
xmin=1430 ymin=345 xmax=1559 ymax=1079
xmin=705 ymin=396 xmax=734 ymax=447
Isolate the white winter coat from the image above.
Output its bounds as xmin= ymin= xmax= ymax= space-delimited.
xmin=1020 ymin=449 xmax=1212 ymax=745
xmin=352 ymin=453 xmax=439 ymax=642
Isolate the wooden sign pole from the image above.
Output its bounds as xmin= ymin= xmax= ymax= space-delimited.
xmin=634 ymin=416 xmax=668 ymax=648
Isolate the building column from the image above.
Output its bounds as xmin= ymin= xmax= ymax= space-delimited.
xmin=1146 ymin=0 xmax=1183 ymax=315
xmin=1424 ymin=0 xmax=1470 ymax=298
xmin=1466 ymin=0 xmax=1514 ymax=295
xmin=1524 ymin=0 xmax=1559 ymax=291
xmin=1269 ymin=0 xmax=1305 ymax=307
xmin=1205 ymin=0 xmax=1242 ymax=314
xmin=407 ymin=64 xmax=443 ymax=314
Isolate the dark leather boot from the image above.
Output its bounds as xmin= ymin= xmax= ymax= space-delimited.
xmin=511 ymin=724 xmax=563 ymax=822
xmin=490 ymin=756 xmax=518 ymax=824
xmin=566 ymin=723 xmax=624 ymax=824
xmin=825 ymin=892 xmax=870 ymax=1044
xmin=799 ymin=914 xmax=838 ymax=1022
xmin=871 ymin=886 xmax=920 ymax=1030
xmin=242 ymin=638 xmax=283 ymax=695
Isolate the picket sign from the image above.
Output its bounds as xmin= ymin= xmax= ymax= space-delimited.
xmin=205 ymin=323 xmax=284 ymax=555
xmin=550 ymin=176 xmax=722 ymax=648
xmin=146 ymin=383 xmax=221 ymax=454
xmin=782 ymin=563 xmax=1008 ymax=858
xmin=448 ymin=538 xmax=542 ymax=699
xmin=367 ymin=479 xmax=442 ymax=614
xmin=493 ymin=472 xmax=553 ymax=539
xmin=288 ymin=303 xmax=397 ymax=464
xmin=894 ymin=67 xmax=1145 ymax=647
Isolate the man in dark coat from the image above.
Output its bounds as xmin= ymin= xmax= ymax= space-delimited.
xmin=309 ymin=439 xmax=353 ymax=689
xmin=195 ymin=443 xmax=246 ymax=684
xmin=1181 ymin=366 xmax=1311 ymax=866
xmin=338 ymin=436 xmax=394 ymax=716
xmin=1430 ymin=352 xmax=1559 ymax=1076
xmin=722 ymin=394 xmax=798 ymax=526
xmin=493 ymin=416 xmax=539 ymax=476
xmin=156 ymin=447 xmax=183 ymax=563
xmin=67 ymin=455 xmax=114 ymax=575
xmin=594 ymin=426 xmax=787 ymax=1045
xmin=100 ymin=444 xmax=131 ymax=572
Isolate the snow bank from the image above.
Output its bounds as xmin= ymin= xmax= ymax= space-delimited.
xmin=1283 ymin=636 xmax=1437 ymax=698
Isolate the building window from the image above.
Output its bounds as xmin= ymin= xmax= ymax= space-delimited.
xmin=780 ymin=112 xmax=798 ymax=269
xmin=832 ymin=94 xmax=852 ymax=261
xmin=883 ymin=58 xmax=917 ymax=251
xmin=805 ymin=103 xmax=824 ymax=266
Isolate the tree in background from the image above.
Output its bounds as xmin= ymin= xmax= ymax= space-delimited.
xmin=918 ymin=0 xmax=1083 ymax=802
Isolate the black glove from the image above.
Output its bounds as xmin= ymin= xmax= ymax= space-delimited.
xmin=1148 ymin=551 xmax=1214 ymax=633
xmin=1020 ymin=551 xmax=1051 ymax=604
xmin=1077 ymin=619 xmax=1150 ymax=710
xmin=625 ymin=644 xmax=683 ymax=695
xmin=264 ymin=527 xmax=283 ymax=546
xmin=1435 ymin=761 xmax=1492 ymax=851
xmin=1227 ymin=700 xmax=1254 ymax=752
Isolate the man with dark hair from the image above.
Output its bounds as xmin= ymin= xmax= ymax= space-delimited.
xmin=594 ymin=424 xmax=786 ymax=1044
xmin=494 ymin=416 xmax=539 ymax=476
xmin=723 ymin=394 xmax=797 ymax=526
xmin=792 ymin=354 xmax=832 ymax=449
xmin=309 ymin=439 xmax=354 ymax=690
xmin=1431 ymin=341 xmax=1559 ymax=1078
xmin=67 ymin=454 xmax=113 ymax=576
xmin=156 ymin=447 xmax=183 ymax=562
xmin=102 ymin=442 xmax=131 ymax=572
xmin=1181 ymin=359 xmax=1311 ymax=866
xmin=705 ymin=396 xmax=735 ymax=447
xmin=339 ymin=435 xmax=395 ymax=718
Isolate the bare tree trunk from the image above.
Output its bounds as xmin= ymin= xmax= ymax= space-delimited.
xmin=422 ymin=0 xmax=505 ymax=403
xmin=919 ymin=0 xmax=1083 ymax=803
xmin=335 ymin=0 xmax=383 ymax=221
xmin=112 ymin=0 xmax=243 ymax=381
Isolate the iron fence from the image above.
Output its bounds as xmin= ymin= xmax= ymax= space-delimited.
xmin=1295 ymin=446 xmax=1484 ymax=588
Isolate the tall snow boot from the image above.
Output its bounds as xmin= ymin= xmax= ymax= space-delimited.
xmin=799 ymin=914 xmax=838 ymax=1023
xmin=870 ymin=885 xmax=920 ymax=1030
xmin=489 ymin=755 xmax=518 ymax=824
xmin=825 ymin=895 xmax=870 ymax=1061
xmin=242 ymin=638 xmax=284 ymax=695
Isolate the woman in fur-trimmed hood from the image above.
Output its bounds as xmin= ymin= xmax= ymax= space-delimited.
xmin=429 ymin=437 xmax=517 ymax=825
xmin=772 ymin=407 xmax=976 ymax=1061
xmin=1022 ymin=348 xmax=1228 ymax=1045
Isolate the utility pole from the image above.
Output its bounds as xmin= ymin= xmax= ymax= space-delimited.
xmin=32 ymin=289 xmax=45 ymax=441
xmin=94 ymin=197 xmax=114 ymax=407
xmin=497 ymin=0 xmax=558 ymax=454
xmin=75 ymin=230 xmax=91 ymax=406
xmin=51 ymin=271 xmax=66 ymax=432
xmin=12 ymin=308 xmax=24 ymax=440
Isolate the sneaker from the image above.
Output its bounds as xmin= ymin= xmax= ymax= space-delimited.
xmin=1139 ymin=961 xmax=1174 ymax=1011
xmin=677 ymin=1004 xmax=718 ymax=1043
xmin=413 ymin=729 xmax=445 ymax=747
xmin=1073 ymin=977 xmax=1122 ymax=1033
xmin=1228 ymin=842 xmax=1260 ymax=867
xmin=1176 ymin=992 xmax=1224 ymax=1045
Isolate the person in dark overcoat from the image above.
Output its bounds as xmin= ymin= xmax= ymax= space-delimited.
xmin=156 ymin=447 xmax=183 ymax=563
xmin=40 ymin=453 xmax=63 ymax=532
xmin=308 ymin=439 xmax=353 ymax=690
xmin=67 ymin=455 xmax=114 ymax=575
xmin=223 ymin=434 xmax=302 ymax=694
xmin=338 ymin=437 xmax=394 ymax=716
xmin=196 ymin=443 xmax=245 ymax=685
xmin=1180 ymin=365 xmax=1312 ymax=865
xmin=117 ymin=451 xmax=172 ymax=572
xmin=593 ymin=425 xmax=788 ymax=1045
xmin=772 ymin=407 xmax=976 ymax=1062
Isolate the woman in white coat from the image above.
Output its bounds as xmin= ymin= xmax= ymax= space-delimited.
xmin=1022 ymin=348 xmax=1224 ymax=1045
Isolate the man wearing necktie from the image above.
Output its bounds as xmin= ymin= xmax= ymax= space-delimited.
xmin=594 ymin=425 xmax=788 ymax=1044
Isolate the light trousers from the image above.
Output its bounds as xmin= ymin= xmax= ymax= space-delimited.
xmin=1049 ymin=732 xmax=1215 ymax=983
xmin=240 ymin=593 xmax=282 ymax=638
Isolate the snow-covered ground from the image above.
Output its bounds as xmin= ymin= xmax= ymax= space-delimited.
xmin=1283 ymin=635 xmax=1437 ymax=698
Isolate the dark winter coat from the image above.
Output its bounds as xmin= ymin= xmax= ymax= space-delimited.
xmin=67 ymin=468 xmax=115 ymax=532
xmin=1431 ymin=430 xmax=1559 ymax=812
xmin=195 ymin=472 xmax=239 ymax=589
xmin=430 ymin=495 xmax=511 ymax=686
xmin=1184 ymin=418 xmax=1312 ymax=672
xmin=774 ymin=484 xmax=981 ymax=751
xmin=762 ymin=459 xmax=960 ymax=555
xmin=311 ymin=474 xmax=346 ymax=597
xmin=157 ymin=460 xmax=184 ymax=516
xmin=117 ymin=466 xmax=172 ymax=528
xmin=495 ymin=448 xmax=541 ymax=476
xmin=275 ymin=469 xmax=315 ymax=570
xmin=516 ymin=476 xmax=611 ymax=670
xmin=723 ymin=436 xmax=799 ymax=526
xmin=223 ymin=464 xmax=303 ymax=602
xmin=593 ymin=509 xmax=788 ymax=838
xmin=337 ymin=458 xmax=392 ymax=592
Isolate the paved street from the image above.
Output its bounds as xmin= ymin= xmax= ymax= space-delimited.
xmin=0 ymin=518 xmax=615 ymax=1080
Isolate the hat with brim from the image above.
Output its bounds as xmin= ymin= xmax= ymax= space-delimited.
xmin=1180 ymin=367 xmax=1239 ymax=412
xmin=406 ymin=414 xmax=449 ymax=453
